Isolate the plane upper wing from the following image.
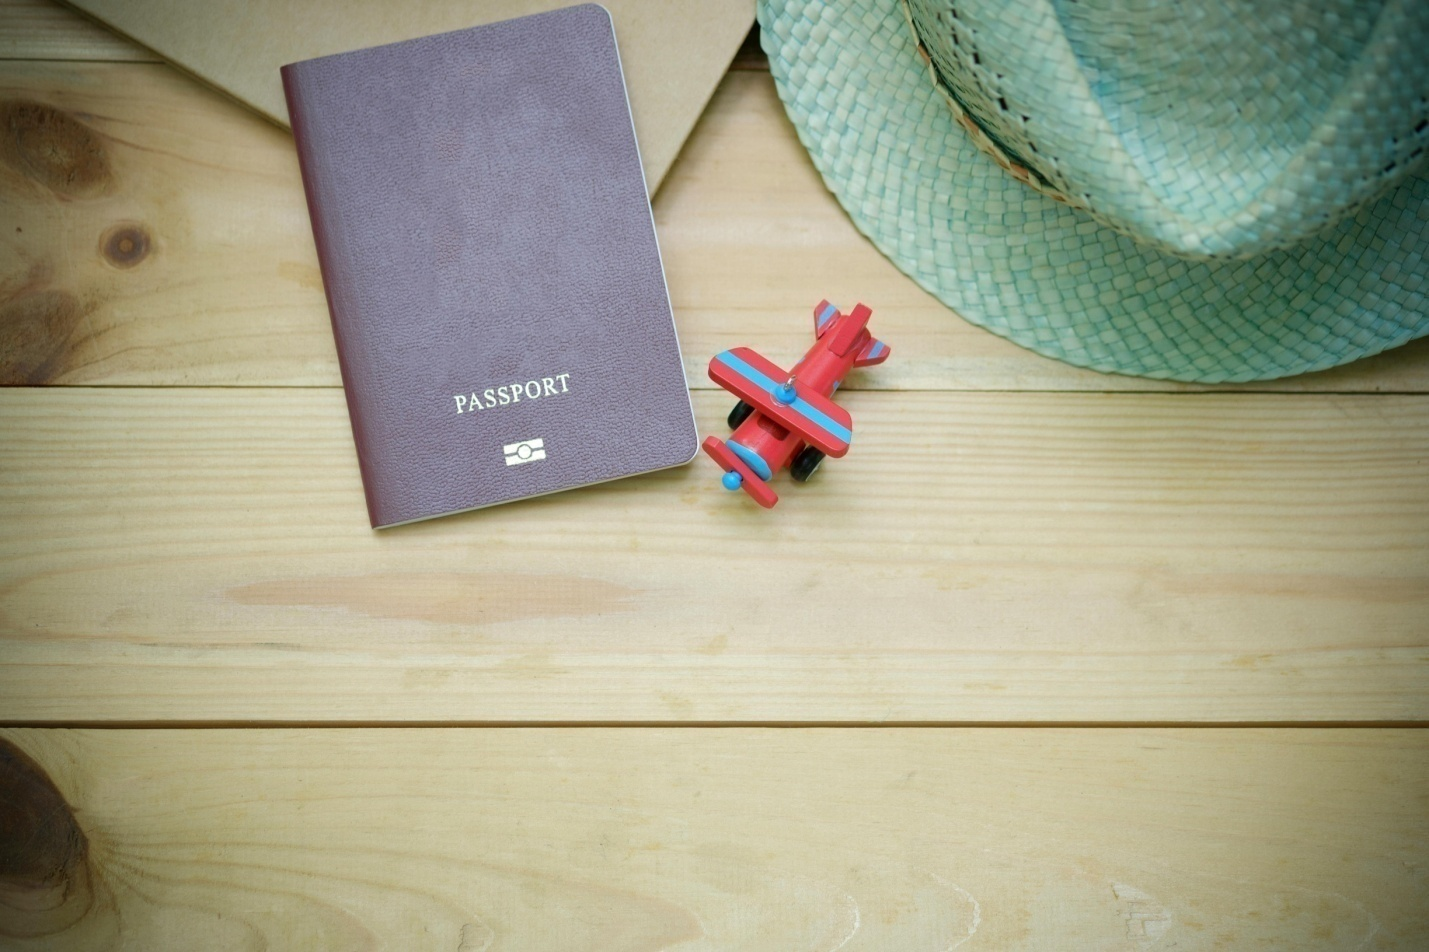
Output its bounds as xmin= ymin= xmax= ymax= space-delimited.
xmin=708 ymin=347 xmax=853 ymax=457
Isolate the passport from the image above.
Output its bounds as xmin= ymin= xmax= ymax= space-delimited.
xmin=282 ymin=4 xmax=698 ymax=527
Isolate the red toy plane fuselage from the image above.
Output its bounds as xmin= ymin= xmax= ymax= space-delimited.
xmin=702 ymin=301 xmax=889 ymax=508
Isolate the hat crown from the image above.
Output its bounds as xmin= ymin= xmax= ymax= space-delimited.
xmin=906 ymin=0 xmax=1429 ymax=258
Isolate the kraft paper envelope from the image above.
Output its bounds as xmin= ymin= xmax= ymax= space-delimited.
xmin=61 ymin=0 xmax=755 ymax=190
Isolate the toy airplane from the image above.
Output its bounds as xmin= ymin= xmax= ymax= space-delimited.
xmin=702 ymin=300 xmax=889 ymax=508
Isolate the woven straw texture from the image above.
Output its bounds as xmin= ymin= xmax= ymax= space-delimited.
xmin=759 ymin=0 xmax=1429 ymax=382
xmin=905 ymin=0 xmax=1429 ymax=258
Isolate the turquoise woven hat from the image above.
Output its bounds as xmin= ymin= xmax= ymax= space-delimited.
xmin=758 ymin=0 xmax=1429 ymax=381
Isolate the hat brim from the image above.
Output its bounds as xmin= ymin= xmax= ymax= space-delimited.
xmin=758 ymin=0 xmax=1429 ymax=382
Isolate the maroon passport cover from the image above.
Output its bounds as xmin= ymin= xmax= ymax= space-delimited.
xmin=281 ymin=5 xmax=697 ymax=528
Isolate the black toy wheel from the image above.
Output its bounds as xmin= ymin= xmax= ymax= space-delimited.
xmin=727 ymin=400 xmax=754 ymax=429
xmin=790 ymin=447 xmax=825 ymax=483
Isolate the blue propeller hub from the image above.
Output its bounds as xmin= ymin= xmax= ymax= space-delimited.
xmin=721 ymin=471 xmax=743 ymax=491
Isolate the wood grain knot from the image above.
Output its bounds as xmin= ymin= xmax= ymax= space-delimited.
xmin=0 ymin=288 xmax=83 ymax=384
xmin=0 ymin=99 xmax=112 ymax=198
xmin=0 ymin=739 xmax=94 ymax=938
xmin=101 ymin=223 xmax=150 ymax=268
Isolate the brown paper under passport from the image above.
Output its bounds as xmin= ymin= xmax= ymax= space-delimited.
xmin=283 ymin=5 xmax=698 ymax=528
xmin=63 ymin=0 xmax=755 ymax=191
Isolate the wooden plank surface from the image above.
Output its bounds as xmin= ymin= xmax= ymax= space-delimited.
xmin=3 ymin=387 xmax=1425 ymax=723
xmin=3 ymin=61 xmax=1428 ymax=392
xmin=3 ymin=728 xmax=1426 ymax=950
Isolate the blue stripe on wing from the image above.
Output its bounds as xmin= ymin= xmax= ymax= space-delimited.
xmin=714 ymin=351 xmax=852 ymax=446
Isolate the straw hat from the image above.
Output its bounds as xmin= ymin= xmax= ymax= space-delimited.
xmin=758 ymin=0 xmax=1429 ymax=381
